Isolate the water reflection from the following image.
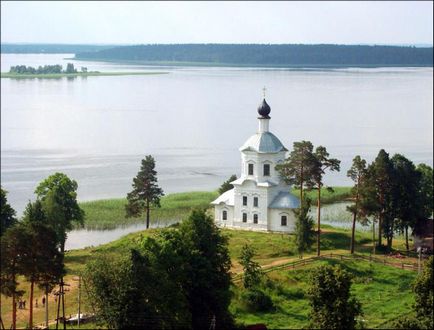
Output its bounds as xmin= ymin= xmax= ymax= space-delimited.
xmin=65 ymin=218 xmax=179 ymax=250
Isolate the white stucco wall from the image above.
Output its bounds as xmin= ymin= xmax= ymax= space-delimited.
xmin=268 ymin=208 xmax=297 ymax=232
xmin=214 ymin=204 xmax=234 ymax=228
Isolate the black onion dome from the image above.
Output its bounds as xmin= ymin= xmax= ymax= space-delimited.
xmin=257 ymin=98 xmax=271 ymax=118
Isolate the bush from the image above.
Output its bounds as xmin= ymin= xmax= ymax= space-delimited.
xmin=241 ymin=289 xmax=274 ymax=313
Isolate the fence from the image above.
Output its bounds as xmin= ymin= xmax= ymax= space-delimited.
xmin=232 ymin=252 xmax=419 ymax=283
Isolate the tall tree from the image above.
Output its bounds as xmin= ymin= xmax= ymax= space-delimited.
xmin=0 ymin=187 xmax=17 ymax=236
xmin=391 ymin=154 xmax=422 ymax=251
xmin=312 ymin=146 xmax=340 ymax=256
xmin=126 ymin=155 xmax=164 ymax=229
xmin=85 ymin=249 xmax=188 ymax=329
xmin=307 ymin=264 xmax=362 ymax=330
xmin=294 ymin=198 xmax=316 ymax=258
xmin=218 ymin=174 xmax=237 ymax=195
xmin=21 ymin=201 xmax=64 ymax=328
xmin=0 ymin=225 xmax=28 ymax=329
xmin=370 ymin=149 xmax=395 ymax=249
xmin=239 ymin=244 xmax=263 ymax=289
xmin=276 ymin=140 xmax=317 ymax=202
xmin=179 ymin=209 xmax=233 ymax=330
xmin=347 ymin=156 xmax=367 ymax=254
xmin=35 ymin=172 xmax=84 ymax=254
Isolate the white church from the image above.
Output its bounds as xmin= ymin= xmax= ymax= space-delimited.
xmin=212 ymin=98 xmax=300 ymax=232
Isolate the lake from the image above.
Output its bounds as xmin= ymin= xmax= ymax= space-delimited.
xmin=1 ymin=53 xmax=433 ymax=218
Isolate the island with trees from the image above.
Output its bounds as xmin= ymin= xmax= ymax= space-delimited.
xmin=1 ymin=62 xmax=166 ymax=79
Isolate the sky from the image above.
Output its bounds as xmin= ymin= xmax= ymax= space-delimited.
xmin=1 ymin=1 xmax=433 ymax=45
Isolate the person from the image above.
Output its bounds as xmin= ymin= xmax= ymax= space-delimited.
xmin=42 ymin=296 xmax=46 ymax=306
xmin=18 ymin=300 xmax=22 ymax=309
xmin=23 ymin=300 xmax=26 ymax=309
xmin=35 ymin=298 xmax=38 ymax=308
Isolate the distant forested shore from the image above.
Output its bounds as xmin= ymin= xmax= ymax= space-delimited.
xmin=73 ymin=44 xmax=433 ymax=67
xmin=1 ymin=43 xmax=118 ymax=53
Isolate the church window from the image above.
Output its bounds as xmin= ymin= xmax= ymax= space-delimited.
xmin=253 ymin=214 xmax=258 ymax=224
xmin=248 ymin=163 xmax=254 ymax=175
xmin=242 ymin=213 xmax=247 ymax=222
xmin=243 ymin=196 xmax=247 ymax=206
xmin=263 ymin=164 xmax=270 ymax=176
xmin=222 ymin=210 xmax=227 ymax=220
xmin=281 ymin=215 xmax=287 ymax=226
xmin=253 ymin=197 xmax=258 ymax=207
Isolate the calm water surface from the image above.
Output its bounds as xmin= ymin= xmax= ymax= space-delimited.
xmin=1 ymin=54 xmax=432 ymax=248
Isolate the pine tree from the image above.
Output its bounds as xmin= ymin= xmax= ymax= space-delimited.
xmin=125 ymin=155 xmax=164 ymax=229
xmin=347 ymin=156 xmax=367 ymax=254
xmin=276 ymin=140 xmax=317 ymax=202
xmin=218 ymin=174 xmax=237 ymax=195
xmin=391 ymin=154 xmax=422 ymax=251
xmin=312 ymin=146 xmax=340 ymax=256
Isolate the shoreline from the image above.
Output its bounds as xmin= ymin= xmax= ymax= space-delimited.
xmin=0 ymin=71 xmax=168 ymax=79
xmin=71 ymin=57 xmax=434 ymax=69
xmin=77 ymin=188 xmax=351 ymax=230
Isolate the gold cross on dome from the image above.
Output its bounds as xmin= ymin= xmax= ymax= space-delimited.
xmin=262 ymin=86 xmax=267 ymax=98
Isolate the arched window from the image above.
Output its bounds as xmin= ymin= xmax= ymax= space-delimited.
xmin=242 ymin=213 xmax=247 ymax=222
xmin=253 ymin=214 xmax=258 ymax=224
xmin=222 ymin=210 xmax=227 ymax=220
xmin=243 ymin=196 xmax=248 ymax=206
xmin=281 ymin=215 xmax=287 ymax=226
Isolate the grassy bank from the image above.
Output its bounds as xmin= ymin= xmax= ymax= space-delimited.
xmin=78 ymin=188 xmax=351 ymax=230
xmin=1 ymin=224 xmax=413 ymax=329
xmin=231 ymin=258 xmax=417 ymax=329
xmin=78 ymin=191 xmax=219 ymax=229
xmin=292 ymin=186 xmax=352 ymax=204
xmin=0 ymin=71 xmax=167 ymax=79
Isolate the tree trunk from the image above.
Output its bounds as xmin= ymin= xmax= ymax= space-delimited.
xmin=62 ymin=280 xmax=66 ymax=330
xmin=300 ymin=164 xmax=304 ymax=203
xmin=378 ymin=211 xmax=383 ymax=247
xmin=146 ymin=199 xmax=150 ymax=229
xmin=12 ymin=291 xmax=16 ymax=330
xmin=29 ymin=280 xmax=34 ymax=328
xmin=405 ymin=226 xmax=409 ymax=251
xmin=350 ymin=211 xmax=357 ymax=254
xmin=350 ymin=188 xmax=359 ymax=254
xmin=45 ymin=285 xmax=49 ymax=328
xmin=372 ymin=220 xmax=376 ymax=255
xmin=317 ymin=185 xmax=321 ymax=256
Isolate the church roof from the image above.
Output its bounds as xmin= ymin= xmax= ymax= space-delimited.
xmin=240 ymin=132 xmax=288 ymax=153
xmin=211 ymin=188 xmax=235 ymax=206
xmin=269 ymin=191 xmax=300 ymax=209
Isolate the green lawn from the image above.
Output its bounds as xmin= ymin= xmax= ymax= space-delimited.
xmin=1 ymin=71 xmax=167 ymax=79
xmin=292 ymin=186 xmax=352 ymax=204
xmin=78 ymin=191 xmax=219 ymax=229
xmin=231 ymin=258 xmax=417 ymax=329
xmin=1 ymin=223 xmax=416 ymax=329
